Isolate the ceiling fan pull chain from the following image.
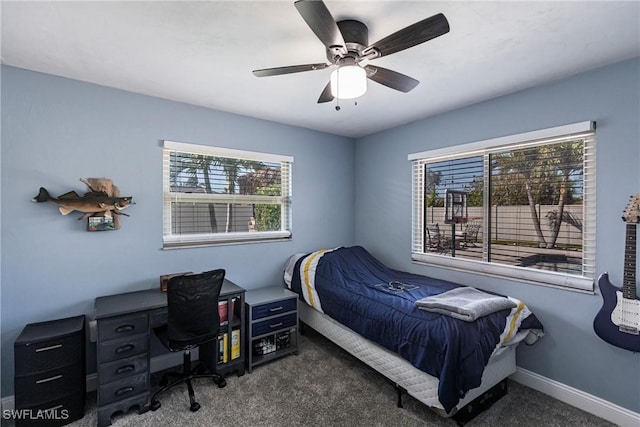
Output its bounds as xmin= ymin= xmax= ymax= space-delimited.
xmin=335 ymin=76 xmax=341 ymax=111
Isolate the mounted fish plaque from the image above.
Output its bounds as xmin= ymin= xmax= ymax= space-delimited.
xmin=32 ymin=178 xmax=134 ymax=231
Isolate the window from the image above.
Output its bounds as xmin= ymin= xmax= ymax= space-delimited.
xmin=163 ymin=140 xmax=293 ymax=248
xmin=409 ymin=122 xmax=596 ymax=291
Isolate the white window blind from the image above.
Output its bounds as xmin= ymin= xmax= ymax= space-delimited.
xmin=163 ymin=141 xmax=293 ymax=248
xmin=409 ymin=122 xmax=596 ymax=292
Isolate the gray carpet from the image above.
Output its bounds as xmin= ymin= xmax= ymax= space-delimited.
xmin=69 ymin=328 xmax=613 ymax=427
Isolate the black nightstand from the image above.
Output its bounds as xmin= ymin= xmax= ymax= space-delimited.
xmin=245 ymin=287 xmax=298 ymax=372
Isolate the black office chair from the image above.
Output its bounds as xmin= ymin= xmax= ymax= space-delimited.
xmin=150 ymin=269 xmax=227 ymax=412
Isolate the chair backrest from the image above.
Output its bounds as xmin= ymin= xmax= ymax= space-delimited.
xmin=166 ymin=269 xmax=226 ymax=350
xmin=465 ymin=219 xmax=482 ymax=240
xmin=425 ymin=223 xmax=441 ymax=245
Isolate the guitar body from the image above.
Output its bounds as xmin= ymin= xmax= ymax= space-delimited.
xmin=593 ymin=273 xmax=640 ymax=352
xmin=594 ymin=195 xmax=640 ymax=352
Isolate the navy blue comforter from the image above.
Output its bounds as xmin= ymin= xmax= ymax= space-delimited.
xmin=288 ymin=246 xmax=543 ymax=413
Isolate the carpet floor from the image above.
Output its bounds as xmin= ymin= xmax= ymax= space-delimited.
xmin=61 ymin=328 xmax=614 ymax=426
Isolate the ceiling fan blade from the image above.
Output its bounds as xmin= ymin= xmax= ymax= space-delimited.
xmin=295 ymin=0 xmax=347 ymax=57
xmin=317 ymin=81 xmax=334 ymax=103
xmin=365 ymin=65 xmax=419 ymax=93
xmin=253 ymin=63 xmax=329 ymax=77
xmin=364 ymin=13 xmax=449 ymax=58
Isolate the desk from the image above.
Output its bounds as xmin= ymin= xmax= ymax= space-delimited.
xmin=92 ymin=280 xmax=245 ymax=427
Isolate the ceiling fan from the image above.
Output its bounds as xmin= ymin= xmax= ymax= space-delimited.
xmin=252 ymin=0 xmax=450 ymax=104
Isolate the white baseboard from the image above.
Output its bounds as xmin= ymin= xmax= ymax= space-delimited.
xmin=86 ymin=373 xmax=98 ymax=392
xmin=1 ymin=395 xmax=13 ymax=412
xmin=511 ymin=367 xmax=640 ymax=427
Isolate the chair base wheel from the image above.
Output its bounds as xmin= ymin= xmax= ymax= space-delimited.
xmin=150 ymin=400 xmax=161 ymax=411
xmin=190 ymin=402 xmax=201 ymax=412
xmin=216 ymin=378 xmax=227 ymax=388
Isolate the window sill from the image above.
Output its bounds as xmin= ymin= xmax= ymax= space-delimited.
xmin=163 ymin=231 xmax=292 ymax=249
xmin=411 ymin=252 xmax=594 ymax=293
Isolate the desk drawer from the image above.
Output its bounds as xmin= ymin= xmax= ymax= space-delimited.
xmin=98 ymin=373 xmax=148 ymax=406
xmin=98 ymin=353 xmax=148 ymax=385
xmin=15 ymin=364 xmax=83 ymax=407
xmin=251 ymin=298 xmax=296 ymax=321
xmin=98 ymin=313 xmax=148 ymax=342
xmin=15 ymin=391 xmax=85 ymax=427
xmin=98 ymin=334 xmax=148 ymax=364
xmin=15 ymin=333 xmax=83 ymax=375
xmin=252 ymin=312 xmax=297 ymax=337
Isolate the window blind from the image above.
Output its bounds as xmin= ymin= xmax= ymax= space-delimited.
xmin=410 ymin=122 xmax=596 ymax=291
xmin=162 ymin=141 xmax=293 ymax=248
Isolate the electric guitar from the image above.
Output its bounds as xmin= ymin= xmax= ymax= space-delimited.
xmin=593 ymin=194 xmax=640 ymax=352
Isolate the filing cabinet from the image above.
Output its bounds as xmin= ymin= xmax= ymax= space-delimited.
xmin=14 ymin=315 xmax=86 ymax=427
xmin=245 ymin=287 xmax=298 ymax=372
xmin=95 ymin=312 xmax=150 ymax=427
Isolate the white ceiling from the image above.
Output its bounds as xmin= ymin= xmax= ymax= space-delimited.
xmin=2 ymin=1 xmax=639 ymax=138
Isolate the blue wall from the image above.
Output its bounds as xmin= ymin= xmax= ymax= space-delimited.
xmin=354 ymin=58 xmax=640 ymax=412
xmin=0 ymin=66 xmax=355 ymax=396
xmin=2 ymin=59 xmax=639 ymax=413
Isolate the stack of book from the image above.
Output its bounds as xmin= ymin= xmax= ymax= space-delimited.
xmin=218 ymin=329 xmax=241 ymax=364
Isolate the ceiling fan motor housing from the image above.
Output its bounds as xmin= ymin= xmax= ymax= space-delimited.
xmin=327 ymin=20 xmax=369 ymax=63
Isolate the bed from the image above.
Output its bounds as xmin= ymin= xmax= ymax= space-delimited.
xmin=284 ymin=246 xmax=544 ymax=419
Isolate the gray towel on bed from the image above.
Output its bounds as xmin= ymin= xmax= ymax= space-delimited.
xmin=415 ymin=286 xmax=517 ymax=322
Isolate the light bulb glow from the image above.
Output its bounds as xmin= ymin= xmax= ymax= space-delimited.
xmin=330 ymin=65 xmax=367 ymax=99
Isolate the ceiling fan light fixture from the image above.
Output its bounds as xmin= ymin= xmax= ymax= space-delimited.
xmin=330 ymin=65 xmax=367 ymax=99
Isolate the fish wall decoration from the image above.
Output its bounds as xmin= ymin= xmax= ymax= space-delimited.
xmin=32 ymin=178 xmax=134 ymax=229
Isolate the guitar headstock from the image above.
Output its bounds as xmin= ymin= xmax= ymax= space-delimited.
xmin=622 ymin=193 xmax=640 ymax=224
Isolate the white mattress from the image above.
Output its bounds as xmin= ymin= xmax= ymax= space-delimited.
xmin=299 ymin=302 xmax=516 ymax=416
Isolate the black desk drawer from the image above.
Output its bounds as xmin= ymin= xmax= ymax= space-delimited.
xmin=15 ymin=333 xmax=83 ymax=375
xmin=98 ymin=373 xmax=148 ymax=406
xmin=98 ymin=334 xmax=148 ymax=364
xmin=252 ymin=312 xmax=297 ymax=337
xmin=15 ymin=391 xmax=85 ymax=427
xmin=98 ymin=314 xmax=148 ymax=342
xmin=251 ymin=298 xmax=296 ymax=321
xmin=15 ymin=364 xmax=83 ymax=407
xmin=98 ymin=353 xmax=148 ymax=385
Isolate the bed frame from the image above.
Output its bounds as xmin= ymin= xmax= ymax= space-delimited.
xmin=299 ymin=302 xmax=516 ymax=422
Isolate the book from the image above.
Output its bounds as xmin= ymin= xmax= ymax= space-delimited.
xmin=218 ymin=301 xmax=228 ymax=325
xmin=218 ymin=299 xmax=236 ymax=326
xmin=231 ymin=329 xmax=240 ymax=360
xmin=218 ymin=332 xmax=228 ymax=364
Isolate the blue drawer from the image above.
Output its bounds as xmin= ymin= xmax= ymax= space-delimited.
xmin=252 ymin=312 xmax=297 ymax=337
xmin=251 ymin=298 xmax=296 ymax=320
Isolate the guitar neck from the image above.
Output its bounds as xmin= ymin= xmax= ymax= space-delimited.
xmin=623 ymin=223 xmax=637 ymax=299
